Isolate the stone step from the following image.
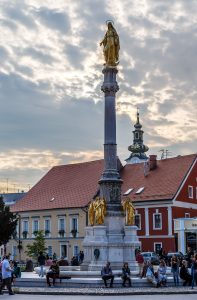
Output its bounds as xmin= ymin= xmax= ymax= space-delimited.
xmin=14 ymin=276 xmax=182 ymax=288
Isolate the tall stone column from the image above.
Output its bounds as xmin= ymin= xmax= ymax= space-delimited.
xmin=99 ymin=67 xmax=123 ymax=212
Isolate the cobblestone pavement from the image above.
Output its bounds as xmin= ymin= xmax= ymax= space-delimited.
xmin=10 ymin=286 xmax=197 ymax=295
xmin=1 ymin=293 xmax=197 ymax=300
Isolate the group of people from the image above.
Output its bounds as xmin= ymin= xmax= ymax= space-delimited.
xmin=136 ymin=247 xmax=197 ymax=288
xmin=0 ymin=255 xmax=20 ymax=295
xmin=101 ymin=262 xmax=131 ymax=288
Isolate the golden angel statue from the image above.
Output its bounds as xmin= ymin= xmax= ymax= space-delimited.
xmin=94 ymin=196 xmax=106 ymax=225
xmin=88 ymin=201 xmax=95 ymax=226
xmin=100 ymin=21 xmax=120 ymax=66
xmin=122 ymin=198 xmax=135 ymax=225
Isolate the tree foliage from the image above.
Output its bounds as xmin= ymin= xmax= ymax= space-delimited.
xmin=25 ymin=230 xmax=47 ymax=259
xmin=0 ymin=196 xmax=18 ymax=246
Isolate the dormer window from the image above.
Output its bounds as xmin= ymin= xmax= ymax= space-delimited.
xmin=135 ymin=132 xmax=139 ymax=139
xmin=123 ymin=188 xmax=133 ymax=196
xmin=135 ymin=187 xmax=145 ymax=194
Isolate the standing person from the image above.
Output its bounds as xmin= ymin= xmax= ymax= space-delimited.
xmin=38 ymin=251 xmax=46 ymax=277
xmin=186 ymin=246 xmax=194 ymax=268
xmin=171 ymin=255 xmax=180 ymax=286
xmin=136 ymin=250 xmax=144 ymax=277
xmin=79 ymin=251 xmax=84 ymax=264
xmin=191 ymin=254 xmax=197 ymax=289
xmin=180 ymin=260 xmax=192 ymax=286
xmin=121 ymin=262 xmax=131 ymax=287
xmin=101 ymin=262 xmax=114 ymax=288
xmin=52 ymin=253 xmax=57 ymax=260
xmin=0 ymin=255 xmax=14 ymax=295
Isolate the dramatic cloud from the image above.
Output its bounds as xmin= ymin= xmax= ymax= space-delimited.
xmin=0 ymin=0 xmax=196 ymax=192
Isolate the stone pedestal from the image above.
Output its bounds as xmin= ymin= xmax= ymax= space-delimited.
xmin=83 ymin=223 xmax=140 ymax=271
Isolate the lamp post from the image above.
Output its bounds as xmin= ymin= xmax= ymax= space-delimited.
xmin=18 ymin=214 xmax=22 ymax=261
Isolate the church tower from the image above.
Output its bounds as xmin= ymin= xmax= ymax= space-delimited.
xmin=126 ymin=109 xmax=149 ymax=164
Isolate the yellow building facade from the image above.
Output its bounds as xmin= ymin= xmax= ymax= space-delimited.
xmin=7 ymin=207 xmax=87 ymax=262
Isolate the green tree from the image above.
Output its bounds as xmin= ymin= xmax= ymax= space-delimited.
xmin=0 ymin=196 xmax=18 ymax=248
xmin=25 ymin=230 xmax=47 ymax=259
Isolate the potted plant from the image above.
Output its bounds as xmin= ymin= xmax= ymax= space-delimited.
xmin=58 ymin=229 xmax=65 ymax=237
xmin=33 ymin=230 xmax=38 ymax=236
xmin=45 ymin=229 xmax=50 ymax=236
xmin=71 ymin=229 xmax=77 ymax=238
xmin=22 ymin=230 xmax=28 ymax=238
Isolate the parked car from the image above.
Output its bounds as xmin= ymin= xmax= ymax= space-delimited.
xmin=141 ymin=252 xmax=160 ymax=265
xmin=166 ymin=251 xmax=185 ymax=266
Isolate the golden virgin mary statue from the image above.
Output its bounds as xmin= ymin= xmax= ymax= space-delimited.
xmin=100 ymin=21 xmax=120 ymax=66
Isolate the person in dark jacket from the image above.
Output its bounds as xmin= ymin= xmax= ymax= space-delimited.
xmin=121 ymin=262 xmax=131 ymax=287
xmin=38 ymin=251 xmax=46 ymax=277
xmin=191 ymin=255 xmax=197 ymax=289
xmin=180 ymin=260 xmax=192 ymax=286
xmin=101 ymin=262 xmax=114 ymax=288
xmin=46 ymin=260 xmax=59 ymax=287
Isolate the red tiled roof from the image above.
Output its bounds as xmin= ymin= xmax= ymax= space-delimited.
xmin=11 ymin=154 xmax=196 ymax=212
xmin=12 ymin=159 xmax=104 ymax=212
xmin=121 ymin=153 xmax=196 ymax=202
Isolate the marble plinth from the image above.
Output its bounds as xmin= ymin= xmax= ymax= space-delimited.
xmin=82 ymin=223 xmax=140 ymax=271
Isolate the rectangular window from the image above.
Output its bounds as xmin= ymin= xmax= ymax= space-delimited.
xmin=23 ymin=220 xmax=29 ymax=232
xmin=60 ymin=244 xmax=67 ymax=258
xmin=45 ymin=219 xmax=51 ymax=236
xmin=58 ymin=218 xmax=65 ymax=237
xmin=13 ymin=246 xmax=17 ymax=256
xmin=33 ymin=220 xmax=39 ymax=233
xmin=153 ymin=213 xmax=162 ymax=230
xmin=48 ymin=246 xmax=52 ymax=257
xmin=71 ymin=218 xmax=78 ymax=230
xmin=154 ymin=242 xmax=162 ymax=254
xmin=59 ymin=218 xmax=65 ymax=230
xmin=73 ymin=245 xmax=79 ymax=257
xmin=70 ymin=217 xmax=78 ymax=237
xmin=185 ymin=213 xmax=190 ymax=218
xmin=45 ymin=219 xmax=50 ymax=231
xmin=135 ymin=214 xmax=141 ymax=230
xmin=188 ymin=186 xmax=193 ymax=199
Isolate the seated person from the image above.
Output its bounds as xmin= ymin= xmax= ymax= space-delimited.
xmin=122 ymin=262 xmax=131 ymax=287
xmin=146 ymin=261 xmax=157 ymax=287
xmin=58 ymin=257 xmax=69 ymax=266
xmin=13 ymin=261 xmax=21 ymax=278
xmin=45 ymin=257 xmax=53 ymax=267
xmin=46 ymin=260 xmax=59 ymax=287
xmin=180 ymin=260 xmax=192 ymax=286
xmin=157 ymin=259 xmax=167 ymax=287
xmin=141 ymin=261 xmax=148 ymax=278
xmin=101 ymin=262 xmax=114 ymax=288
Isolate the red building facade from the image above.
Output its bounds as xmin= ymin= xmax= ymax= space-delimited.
xmin=125 ymin=154 xmax=197 ymax=253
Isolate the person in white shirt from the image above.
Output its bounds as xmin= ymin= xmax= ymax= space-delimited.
xmin=0 ymin=255 xmax=14 ymax=295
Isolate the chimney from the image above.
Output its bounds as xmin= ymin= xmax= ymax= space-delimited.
xmin=149 ymin=155 xmax=157 ymax=170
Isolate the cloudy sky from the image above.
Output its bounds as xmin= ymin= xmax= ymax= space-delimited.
xmin=0 ymin=0 xmax=196 ymax=192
